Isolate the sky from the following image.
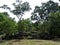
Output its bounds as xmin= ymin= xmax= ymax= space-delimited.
xmin=0 ymin=0 xmax=60 ymax=21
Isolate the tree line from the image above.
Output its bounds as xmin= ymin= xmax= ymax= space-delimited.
xmin=0 ymin=0 xmax=60 ymax=40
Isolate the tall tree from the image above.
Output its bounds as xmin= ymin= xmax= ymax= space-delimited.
xmin=0 ymin=0 xmax=31 ymax=20
xmin=31 ymin=0 xmax=60 ymax=22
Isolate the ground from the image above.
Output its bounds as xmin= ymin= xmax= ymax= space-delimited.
xmin=0 ymin=39 xmax=60 ymax=45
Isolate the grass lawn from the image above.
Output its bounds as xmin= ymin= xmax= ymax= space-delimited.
xmin=0 ymin=39 xmax=60 ymax=45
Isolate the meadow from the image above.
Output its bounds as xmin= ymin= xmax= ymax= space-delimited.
xmin=0 ymin=39 xmax=60 ymax=45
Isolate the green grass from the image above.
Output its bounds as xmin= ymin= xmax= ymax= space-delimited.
xmin=0 ymin=39 xmax=60 ymax=45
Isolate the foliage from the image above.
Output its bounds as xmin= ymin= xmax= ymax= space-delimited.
xmin=0 ymin=0 xmax=60 ymax=39
xmin=48 ymin=12 xmax=60 ymax=38
xmin=18 ymin=19 xmax=33 ymax=32
xmin=31 ymin=0 xmax=60 ymax=22
xmin=0 ymin=13 xmax=18 ymax=36
xmin=0 ymin=0 xmax=31 ymax=20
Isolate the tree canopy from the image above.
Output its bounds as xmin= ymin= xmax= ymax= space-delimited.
xmin=0 ymin=13 xmax=17 ymax=36
xmin=0 ymin=0 xmax=31 ymax=20
xmin=31 ymin=0 xmax=60 ymax=22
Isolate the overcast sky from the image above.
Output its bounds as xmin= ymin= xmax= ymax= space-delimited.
xmin=0 ymin=0 xmax=60 ymax=21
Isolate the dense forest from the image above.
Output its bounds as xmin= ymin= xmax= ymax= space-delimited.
xmin=0 ymin=0 xmax=60 ymax=40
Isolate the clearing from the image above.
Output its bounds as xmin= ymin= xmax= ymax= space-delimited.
xmin=0 ymin=39 xmax=60 ymax=45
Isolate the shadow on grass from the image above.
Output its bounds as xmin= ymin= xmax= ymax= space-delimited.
xmin=52 ymin=38 xmax=60 ymax=42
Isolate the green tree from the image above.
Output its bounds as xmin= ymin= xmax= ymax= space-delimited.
xmin=18 ymin=19 xmax=35 ymax=38
xmin=0 ymin=13 xmax=18 ymax=36
xmin=31 ymin=0 xmax=60 ymax=22
xmin=0 ymin=0 xmax=31 ymax=20
xmin=0 ymin=0 xmax=31 ymax=38
xmin=48 ymin=12 xmax=60 ymax=38
xmin=18 ymin=19 xmax=33 ymax=32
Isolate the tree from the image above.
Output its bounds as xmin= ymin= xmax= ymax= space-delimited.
xmin=18 ymin=19 xmax=33 ymax=32
xmin=0 ymin=0 xmax=31 ymax=20
xmin=0 ymin=13 xmax=18 ymax=36
xmin=48 ymin=12 xmax=60 ymax=38
xmin=0 ymin=0 xmax=31 ymax=38
xmin=31 ymin=0 xmax=60 ymax=22
xmin=18 ymin=19 xmax=35 ymax=38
